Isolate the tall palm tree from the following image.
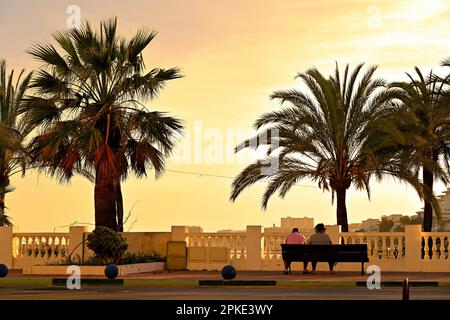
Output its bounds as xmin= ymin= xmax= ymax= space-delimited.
xmin=230 ymin=63 xmax=422 ymax=232
xmin=389 ymin=67 xmax=450 ymax=232
xmin=24 ymin=18 xmax=183 ymax=231
xmin=0 ymin=60 xmax=32 ymax=226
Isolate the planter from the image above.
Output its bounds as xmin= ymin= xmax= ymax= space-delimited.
xmin=22 ymin=262 xmax=164 ymax=276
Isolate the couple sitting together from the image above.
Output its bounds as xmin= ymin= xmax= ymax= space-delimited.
xmin=283 ymin=223 xmax=335 ymax=275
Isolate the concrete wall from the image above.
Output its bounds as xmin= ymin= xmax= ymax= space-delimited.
xmin=0 ymin=227 xmax=12 ymax=268
xmin=182 ymin=224 xmax=450 ymax=272
xmin=4 ymin=224 xmax=450 ymax=273
xmin=122 ymin=232 xmax=171 ymax=256
xmin=7 ymin=228 xmax=171 ymax=269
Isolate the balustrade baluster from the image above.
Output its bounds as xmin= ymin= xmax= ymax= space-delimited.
xmin=373 ymin=238 xmax=379 ymax=259
xmin=231 ymin=237 xmax=236 ymax=259
xmin=431 ymin=237 xmax=438 ymax=260
xmin=236 ymin=237 xmax=241 ymax=259
xmin=393 ymin=237 xmax=399 ymax=259
xmin=264 ymin=237 xmax=268 ymax=259
xmin=381 ymin=237 xmax=387 ymax=259
xmin=423 ymin=236 xmax=430 ymax=260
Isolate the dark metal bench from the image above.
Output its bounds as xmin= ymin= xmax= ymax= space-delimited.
xmin=281 ymin=244 xmax=369 ymax=275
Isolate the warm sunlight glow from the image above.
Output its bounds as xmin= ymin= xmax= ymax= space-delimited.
xmin=1 ymin=0 xmax=450 ymax=232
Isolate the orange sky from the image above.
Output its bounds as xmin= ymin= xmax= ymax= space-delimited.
xmin=2 ymin=0 xmax=450 ymax=232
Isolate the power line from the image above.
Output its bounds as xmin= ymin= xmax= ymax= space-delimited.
xmin=166 ymin=169 xmax=234 ymax=179
xmin=166 ymin=169 xmax=317 ymax=189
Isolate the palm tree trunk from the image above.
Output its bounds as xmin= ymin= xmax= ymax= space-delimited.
xmin=94 ymin=171 xmax=118 ymax=231
xmin=0 ymin=185 xmax=5 ymax=227
xmin=336 ymin=188 xmax=349 ymax=233
xmin=422 ymin=167 xmax=433 ymax=232
xmin=116 ymin=178 xmax=124 ymax=232
xmin=0 ymin=153 xmax=8 ymax=226
xmin=0 ymin=166 xmax=10 ymax=226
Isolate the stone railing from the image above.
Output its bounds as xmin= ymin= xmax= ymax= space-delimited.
xmin=262 ymin=231 xmax=286 ymax=260
xmin=172 ymin=225 xmax=450 ymax=272
xmin=421 ymin=232 xmax=449 ymax=261
xmin=340 ymin=232 xmax=406 ymax=260
xmin=262 ymin=230 xmax=315 ymax=260
xmin=0 ymin=226 xmax=171 ymax=269
xmin=0 ymin=226 xmax=89 ymax=269
xmin=186 ymin=232 xmax=247 ymax=260
xmin=12 ymin=233 xmax=69 ymax=259
xmin=2 ymin=224 xmax=450 ymax=272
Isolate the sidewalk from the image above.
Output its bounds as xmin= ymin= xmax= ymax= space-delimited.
xmin=2 ymin=269 xmax=450 ymax=287
xmin=125 ymin=270 xmax=450 ymax=282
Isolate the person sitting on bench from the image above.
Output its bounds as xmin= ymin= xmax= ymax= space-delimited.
xmin=283 ymin=227 xmax=307 ymax=274
xmin=305 ymin=223 xmax=335 ymax=275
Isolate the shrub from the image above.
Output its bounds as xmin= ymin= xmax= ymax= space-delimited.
xmin=49 ymin=251 xmax=165 ymax=266
xmin=121 ymin=251 xmax=166 ymax=264
xmin=87 ymin=227 xmax=128 ymax=264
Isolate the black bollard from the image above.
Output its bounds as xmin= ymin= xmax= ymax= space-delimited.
xmin=402 ymin=278 xmax=409 ymax=300
xmin=0 ymin=264 xmax=8 ymax=278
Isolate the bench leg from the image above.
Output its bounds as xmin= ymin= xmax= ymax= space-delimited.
xmin=361 ymin=262 xmax=365 ymax=276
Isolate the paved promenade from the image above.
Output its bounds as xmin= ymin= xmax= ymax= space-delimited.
xmin=124 ymin=270 xmax=450 ymax=282
xmin=1 ymin=270 xmax=450 ymax=300
xmin=1 ymin=286 xmax=450 ymax=300
xmin=1 ymin=269 xmax=450 ymax=288
xmin=3 ymin=269 xmax=450 ymax=283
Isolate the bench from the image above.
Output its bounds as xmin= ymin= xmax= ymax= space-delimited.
xmin=281 ymin=244 xmax=369 ymax=275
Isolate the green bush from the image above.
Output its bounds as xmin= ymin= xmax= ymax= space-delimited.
xmin=49 ymin=251 xmax=165 ymax=266
xmin=121 ymin=251 xmax=166 ymax=264
xmin=87 ymin=226 xmax=128 ymax=264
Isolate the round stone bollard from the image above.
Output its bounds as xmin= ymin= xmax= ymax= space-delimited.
xmin=221 ymin=265 xmax=237 ymax=280
xmin=0 ymin=264 xmax=8 ymax=278
xmin=104 ymin=264 xmax=119 ymax=279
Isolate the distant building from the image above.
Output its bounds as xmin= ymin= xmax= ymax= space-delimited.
xmin=414 ymin=188 xmax=450 ymax=231
xmin=383 ymin=214 xmax=403 ymax=222
xmin=188 ymin=226 xmax=203 ymax=233
xmin=437 ymin=189 xmax=450 ymax=221
xmin=264 ymin=216 xmax=315 ymax=234
xmin=436 ymin=189 xmax=450 ymax=230
xmin=348 ymin=223 xmax=362 ymax=232
xmin=280 ymin=216 xmax=314 ymax=231
xmin=360 ymin=218 xmax=380 ymax=232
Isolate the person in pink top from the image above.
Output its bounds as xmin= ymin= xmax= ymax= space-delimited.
xmin=283 ymin=228 xmax=307 ymax=274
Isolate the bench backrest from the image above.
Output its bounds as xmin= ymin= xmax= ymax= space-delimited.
xmin=281 ymin=244 xmax=369 ymax=262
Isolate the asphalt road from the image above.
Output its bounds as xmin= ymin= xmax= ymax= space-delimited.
xmin=0 ymin=286 xmax=450 ymax=300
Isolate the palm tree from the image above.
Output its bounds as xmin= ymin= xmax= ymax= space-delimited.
xmin=230 ymin=63 xmax=422 ymax=232
xmin=0 ymin=60 xmax=32 ymax=226
xmin=24 ymin=18 xmax=183 ymax=231
xmin=389 ymin=67 xmax=450 ymax=232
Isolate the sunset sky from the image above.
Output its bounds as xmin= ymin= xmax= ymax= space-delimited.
xmin=1 ymin=0 xmax=450 ymax=232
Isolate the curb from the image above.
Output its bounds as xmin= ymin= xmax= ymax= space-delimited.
xmin=52 ymin=278 xmax=124 ymax=286
xmin=0 ymin=278 xmax=53 ymax=286
xmin=1 ymin=278 xmax=450 ymax=288
xmin=356 ymin=281 xmax=439 ymax=287
xmin=276 ymin=281 xmax=356 ymax=288
xmin=199 ymin=280 xmax=277 ymax=286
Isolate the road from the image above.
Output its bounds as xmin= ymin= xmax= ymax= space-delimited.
xmin=0 ymin=286 xmax=450 ymax=300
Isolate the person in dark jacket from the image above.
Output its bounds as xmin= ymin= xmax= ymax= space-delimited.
xmin=304 ymin=223 xmax=335 ymax=274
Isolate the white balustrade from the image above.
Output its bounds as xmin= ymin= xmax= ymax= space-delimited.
xmin=186 ymin=232 xmax=247 ymax=260
xmin=338 ymin=232 xmax=406 ymax=260
xmin=7 ymin=227 xmax=450 ymax=271
xmin=13 ymin=233 xmax=69 ymax=259
xmin=422 ymin=233 xmax=450 ymax=261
